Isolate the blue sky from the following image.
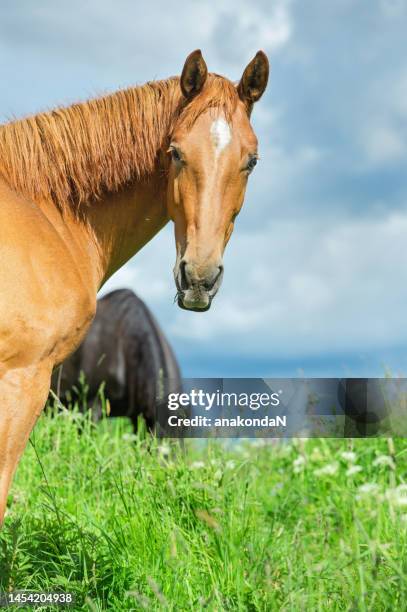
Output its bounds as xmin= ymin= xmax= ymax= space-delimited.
xmin=1 ymin=0 xmax=407 ymax=377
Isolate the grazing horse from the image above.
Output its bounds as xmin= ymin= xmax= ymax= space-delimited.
xmin=0 ymin=49 xmax=269 ymax=524
xmin=51 ymin=288 xmax=182 ymax=433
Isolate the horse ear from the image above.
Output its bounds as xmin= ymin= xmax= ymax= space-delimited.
xmin=238 ymin=51 xmax=269 ymax=110
xmin=180 ymin=49 xmax=208 ymax=99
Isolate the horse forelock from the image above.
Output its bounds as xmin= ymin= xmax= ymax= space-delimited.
xmin=0 ymin=74 xmax=240 ymax=213
xmin=175 ymin=74 xmax=239 ymax=131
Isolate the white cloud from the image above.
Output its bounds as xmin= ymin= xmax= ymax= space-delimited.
xmin=226 ymin=0 xmax=293 ymax=55
xmin=357 ymin=68 xmax=407 ymax=165
xmin=363 ymin=124 xmax=406 ymax=164
xmin=380 ymin=0 xmax=407 ymax=18
xmin=393 ymin=71 xmax=407 ymax=117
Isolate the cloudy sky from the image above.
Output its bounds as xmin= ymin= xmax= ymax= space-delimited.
xmin=1 ymin=0 xmax=407 ymax=376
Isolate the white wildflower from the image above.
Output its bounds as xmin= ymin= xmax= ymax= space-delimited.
xmin=341 ymin=451 xmax=357 ymax=463
xmin=158 ymin=445 xmax=170 ymax=456
xmin=293 ymin=456 xmax=306 ymax=473
xmin=346 ymin=465 xmax=363 ymax=476
xmin=314 ymin=462 xmax=339 ymax=477
xmin=356 ymin=483 xmax=380 ymax=499
xmin=252 ymin=439 xmax=267 ymax=448
xmin=214 ymin=469 xmax=223 ymax=481
xmin=190 ymin=461 xmax=205 ymax=469
xmin=225 ymin=460 xmax=236 ymax=470
xmin=122 ymin=433 xmax=137 ymax=442
xmin=310 ymin=447 xmax=324 ymax=461
xmin=386 ymin=485 xmax=407 ymax=507
xmin=373 ymin=455 xmax=396 ymax=469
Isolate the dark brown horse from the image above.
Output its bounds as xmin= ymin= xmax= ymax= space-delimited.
xmin=52 ymin=289 xmax=182 ymax=433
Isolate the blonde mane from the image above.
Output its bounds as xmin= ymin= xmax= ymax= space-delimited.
xmin=0 ymin=74 xmax=239 ymax=212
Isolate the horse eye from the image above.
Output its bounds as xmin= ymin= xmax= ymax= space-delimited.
xmin=170 ymin=147 xmax=182 ymax=163
xmin=247 ymin=156 xmax=258 ymax=172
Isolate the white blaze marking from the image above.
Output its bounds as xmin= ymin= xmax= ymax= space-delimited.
xmin=210 ymin=118 xmax=232 ymax=159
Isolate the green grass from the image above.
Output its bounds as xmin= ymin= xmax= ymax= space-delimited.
xmin=1 ymin=404 xmax=407 ymax=611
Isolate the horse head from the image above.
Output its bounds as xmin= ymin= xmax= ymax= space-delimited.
xmin=167 ymin=50 xmax=269 ymax=311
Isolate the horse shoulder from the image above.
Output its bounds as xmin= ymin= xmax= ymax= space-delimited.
xmin=0 ymin=187 xmax=97 ymax=369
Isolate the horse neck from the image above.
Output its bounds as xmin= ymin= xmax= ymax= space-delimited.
xmin=59 ymin=81 xmax=181 ymax=287
xmin=33 ymin=82 xmax=181 ymax=289
xmin=73 ymin=171 xmax=170 ymax=290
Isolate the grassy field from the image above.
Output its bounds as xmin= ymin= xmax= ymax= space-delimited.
xmin=1 ymin=404 xmax=407 ymax=611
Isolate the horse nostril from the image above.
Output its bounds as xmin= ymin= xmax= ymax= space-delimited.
xmin=204 ymin=265 xmax=224 ymax=290
xmin=179 ymin=260 xmax=189 ymax=290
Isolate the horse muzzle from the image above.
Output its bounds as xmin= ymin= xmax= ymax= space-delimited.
xmin=175 ymin=260 xmax=224 ymax=312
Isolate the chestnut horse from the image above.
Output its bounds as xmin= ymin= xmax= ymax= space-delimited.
xmin=0 ymin=49 xmax=269 ymax=524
